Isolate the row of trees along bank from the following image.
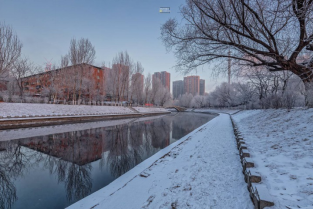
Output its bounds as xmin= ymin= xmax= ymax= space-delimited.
xmin=0 ymin=23 xmax=172 ymax=106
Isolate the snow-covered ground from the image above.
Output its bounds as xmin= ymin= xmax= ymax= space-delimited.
xmin=0 ymin=103 xmax=168 ymax=117
xmin=192 ymin=108 xmax=240 ymax=115
xmin=233 ymin=108 xmax=313 ymax=209
xmin=133 ymin=107 xmax=169 ymax=113
xmin=0 ymin=114 xmax=167 ymax=142
xmin=68 ymin=114 xmax=253 ymax=209
xmin=0 ymin=118 xmax=134 ymax=141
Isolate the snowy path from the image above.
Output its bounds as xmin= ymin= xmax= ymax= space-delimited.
xmin=190 ymin=108 xmax=241 ymax=115
xmin=68 ymin=114 xmax=253 ymax=209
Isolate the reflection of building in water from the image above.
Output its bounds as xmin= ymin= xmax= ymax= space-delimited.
xmin=19 ymin=128 xmax=106 ymax=165
xmin=106 ymin=125 xmax=129 ymax=156
xmin=18 ymin=123 xmax=150 ymax=166
xmin=172 ymin=123 xmax=187 ymax=140
xmin=0 ymin=113 xmax=214 ymax=209
xmin=14 ymin=114 xmax=211 ymax=166
xmin=150 ymin=118 xmax=171 ymax=149
xmin=129 ymin=122 xmax=144 ymax=148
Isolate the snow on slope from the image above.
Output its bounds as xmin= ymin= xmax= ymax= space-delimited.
xmin=0 ymin=103 xmax=168 ymax=117
xmin=0 ymin=118 xmax=134 ymax=141
xmin=233 ymin=108 xmax=313 ymax=209
xmin=193 ymin=108 xmax=240 ymax=114
xmin=133 ymin=107 xmax=169 ymax=113
xmin=68 ymin=114 xmax=252 ymax=209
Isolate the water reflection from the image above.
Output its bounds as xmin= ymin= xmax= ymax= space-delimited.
xmin=0 ymin=167 xmax=17 ymax=209
xmin=0 ymin=112 xmax=215 ymax=209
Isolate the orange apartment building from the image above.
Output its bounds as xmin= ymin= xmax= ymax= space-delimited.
xmin=22 ymin=63 xmax=105 ymax=101
xmin=152 ymin=71 xmax=170 ymax=92
xmin=184 ymin=75 xmax=200 ymax=96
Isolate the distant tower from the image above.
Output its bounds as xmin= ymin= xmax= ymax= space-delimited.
xmin=45 ymin=58 xmax=53 ymax=72
xmin=228 ymin=50 xmax=231 ymax=85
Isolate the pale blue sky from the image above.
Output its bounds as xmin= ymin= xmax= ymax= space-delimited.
xmin=0 ymin=0 xmax=228 ymax=92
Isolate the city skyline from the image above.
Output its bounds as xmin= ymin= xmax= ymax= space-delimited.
xmin=173 ymin=76 xmax=206 ymax=99
xmin=0 ymin=0 xmax=228 ymax=93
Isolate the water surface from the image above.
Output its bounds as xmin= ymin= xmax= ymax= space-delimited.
xmin=0 ymin=112 xmax=216 ymax=209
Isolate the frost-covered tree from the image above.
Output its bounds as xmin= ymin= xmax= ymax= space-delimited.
xmin=11 ymin=58 xmax=35 ymax=101
xmin=143 ymin=73 xmax=152 ymax=104
xmin=161 ymin=0 xmax=313 ymax=83
xmin=67 ymin=38 xmax=96 ymax=103
xmin=106 ymin=52 xmax=132 ymax=103
xmin=0 ymin=23 xmax=22 ymax=80
xmin=130 ymin=62 xmax=144 ymax=105
xmin=191 ymin=95 xmax=207 ymax=108
xmin=178 ymin=93 xmax=194 ymax=108
xmin=156 ymin=86 xmax=172 ymax=107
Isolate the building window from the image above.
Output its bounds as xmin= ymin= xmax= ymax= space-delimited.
xmin=24 ymin=87 xmax=29 ymax=91
xmin=24 ymin=82 xmax=29 ymax=86
xmin=97 ymin=76 xmax=100 ymax=79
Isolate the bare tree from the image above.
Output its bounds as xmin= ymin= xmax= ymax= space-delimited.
xmin=150 ymin=78 xmax=162 ymax=105
xmin=161 ymin=0 xmax=313 ymax=83
xmin=67 ymin=38 xmax=96 ymax=103
xmin=11 ymin=58 xmax=35 ymax=101
xmin=144 ymin=73 xmax=152 ymax=104
xmin=59 ymin=55 xmax=71 ymax=103
xmin=156 ymin=86 xmax=172 ymax=107
xmin=130 ymin=62 xmax=144 ymax=105
xmin=110 ymin=52 xmax=132 ymax=103
xmin=0 ymin=23 xmax=22 ymax=80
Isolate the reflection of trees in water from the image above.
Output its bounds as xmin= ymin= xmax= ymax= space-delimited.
xmin=150 ymin=117 xmax=171 ymax=148
xmin=105 ymin=118 xmax=173 ymax=178
xmin=65 ymin=164 xmax=92 ymax=202
xmin=1 ymin=142 xmax=36 ymax=178
xmin=106 ymin=125 xmax=133 ymax=178
xmin=0 ymin=141 xmax=37 ymax=209
xmin=0 ymin=132 xmax=94 ymax=206
xmin=39 ymin=153 xmax=92 ymax=202
xmin=38 ymin=132 xmax=93 ymax=202
xmin=171 ymin=113 xmax=212 ymax=139
xmin=0 ymin=167 xmax=17 ymax=209
xmin=0 ymin=113 xmax=213 ymax=208
xmin=129 ymin=122 xmax=145 ymax=166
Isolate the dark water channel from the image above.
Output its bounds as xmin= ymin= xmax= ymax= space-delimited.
xmin=0 ymin=112 xmax=216 ymax=209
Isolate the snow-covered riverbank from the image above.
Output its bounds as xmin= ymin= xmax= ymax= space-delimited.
xmin=0 ymin=103 xmax=168 ymax=118
xmin=65 ymin=108 xmax=312 ymax=209
xmin=68 ymin=113 xmax=253 ymax=209
xmin=233 ymin=108 xmax=313 ymax=209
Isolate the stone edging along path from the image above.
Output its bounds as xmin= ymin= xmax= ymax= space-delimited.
xmin=0 ymin=112 xmax=170 ymax=130
xmin=230 ymin=114 xmax=275 ymax=209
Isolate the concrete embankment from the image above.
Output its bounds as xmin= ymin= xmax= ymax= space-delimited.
xmin=0 ymin=112 xmax=170 ymax=130
xmin=0 ymin=103 xmax=171 ymax=129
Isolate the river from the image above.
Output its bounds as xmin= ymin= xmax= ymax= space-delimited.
xmin=0 ymin=112 xmax=216 ymax=209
